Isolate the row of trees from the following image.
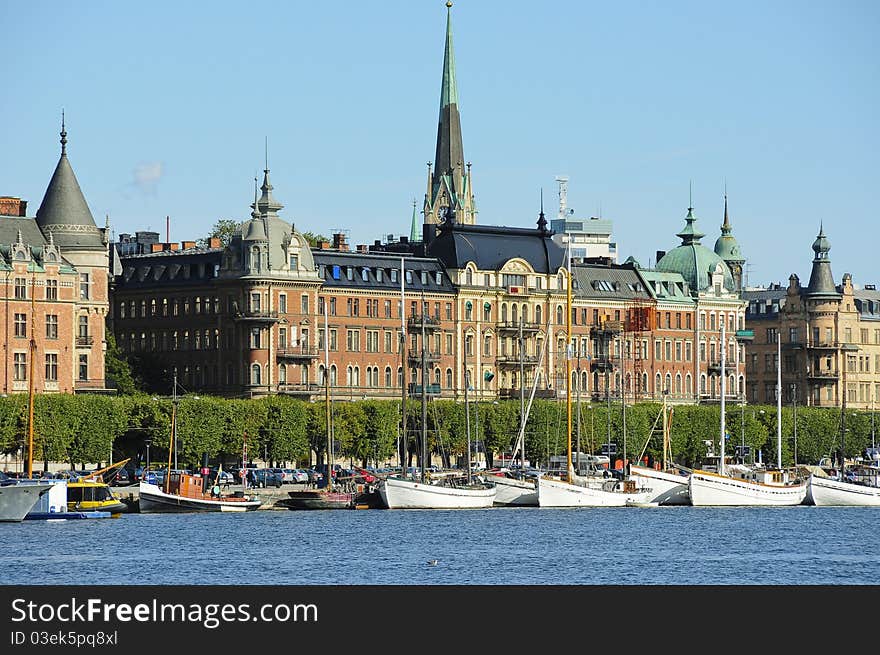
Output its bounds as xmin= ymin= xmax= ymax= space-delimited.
xmin=1 ymin=393 xmax=876 ymax=473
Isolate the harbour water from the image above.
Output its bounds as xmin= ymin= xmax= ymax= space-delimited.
xmin=4 ymin=506 xmax=880 ymax=585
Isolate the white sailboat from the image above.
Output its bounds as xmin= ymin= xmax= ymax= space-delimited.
xmin=378 ymin=254 xmax=496 ymax=509
xmin=628 ymin=393 xmax=691 ymax=505
xmin=492 ymin=320 xmax=551 ymax=507
xmin=688 ymin=325 xmax=807 ymax=506
xmin=536 ymin=240 xmax=655 ymax=507
xmin=807 ymin=395 xmax=880 ymax=506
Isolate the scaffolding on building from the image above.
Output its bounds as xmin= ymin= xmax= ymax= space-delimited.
xmin=589 ymin=314 xmax=624 ymax=404
xmin=626 ymin=297 xmax=655 ymax=401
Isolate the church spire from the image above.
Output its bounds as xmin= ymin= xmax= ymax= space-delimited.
xmin=409 ymin=199 xmax=420 ymax=242
xmin=423 ymin=1 xmax=475 ymax=231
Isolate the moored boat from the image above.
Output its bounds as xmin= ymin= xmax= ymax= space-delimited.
xmin=688 ymin=465 xmax=807 ymax=506
xmin=0 ymin=475 xmax=53 ymax=522
xmin=492 ymin=473 xmax=538 ymax=506
xmin=537 ymin=473 xmax=655 ymax=507
xmin=279 ymin=489 xmax=354 ymax=510
xmin=379 ymin=475 xmax=496 ymax=509
xmin=628 ymin=464 xmax=691 ymax=506
xmin=807 ymin=467 xmax=880 ymax=507
xmin=139 ymin=473 xmax=262 ymax=513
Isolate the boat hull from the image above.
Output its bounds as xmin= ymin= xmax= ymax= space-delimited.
xmin=807 ymin=475 xmax=880 ymax=506
xmin=628 ymin=465 xmax=691 ymax=505
xmin=492 ymin=476 xmax=538 ymax=506
xmin=280 ymin=490 xmax=354 ymax=510
xmin=0 ymin=482 xmax=53 ymax=522
xmin=688 ymin=470 xmax=807 ymax=506
xmin=536 ymin=475 xmax=656 ymax=507
xmin=379 ymin=477 xmax=496 ymax=509
xmin=138 ymin=482 xmax=262 ymax=513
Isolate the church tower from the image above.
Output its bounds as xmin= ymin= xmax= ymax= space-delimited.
xmin=422 ymin=2 xmax=476 ymax=238
xmin=713 ymin=194 xmax=746 ymax=292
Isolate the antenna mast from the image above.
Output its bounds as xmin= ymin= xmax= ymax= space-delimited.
xmin=555 ymin=176 xmax=569 ymax=220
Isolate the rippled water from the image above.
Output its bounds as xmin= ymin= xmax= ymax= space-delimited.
xmin=3 ymin=506 xmax=879 ymax=585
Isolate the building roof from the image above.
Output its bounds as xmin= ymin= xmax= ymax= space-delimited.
xmin=638 ymin=269 xmax=695 ymax=303
xmin=427 ymin=220 xmax=565 ymax=274
xmin=713 ymin=195 xmax=744 ymax=263
xmin=313 ymin=250 xmax=451 ymax=293
xmin=656 ymin=207 xmax=734 ymax=293
xmin=805 ymin=224 xmax=840 ymax=299
xmin=743 ymin=284 xmax=787 ymax=318
xmin=571 ymin=264 xmax=651 ymax=301
xmin=34 ymin=121 xmax=105 ymax=250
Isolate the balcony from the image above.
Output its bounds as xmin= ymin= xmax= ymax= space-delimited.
xmin=807 ymin=342 xmax=839 ymax=351
xmin=276 ymin=345 xmax=320 ymax=360
xmin=407 ymin=315 xmax=441 ymax=333
xmin=407 ymin=382 xmax=441 ymax=397
xmin=75 ymin=335 xmax=94 ymax=347
xmin=589 ymin=357 xmax=615 ymax=373
xmin=496 ymin=355 xmax=539 ymax=367
xmin=497 ymin=321 xmax=539 ymax=334
xmin=233 ymin=309 xmax=280 ymax=323
xmin=278 ymin=383 xmax=322 ymax=396
xmin=408 ymin=349 xmax=440 ymax=366
xmin=807 ymin=370 xmax=839 ymax=382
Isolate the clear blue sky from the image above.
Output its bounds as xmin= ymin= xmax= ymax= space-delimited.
xmin=3 ymin=0 xmax=878 ymax=288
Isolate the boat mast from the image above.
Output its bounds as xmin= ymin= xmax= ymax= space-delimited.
xmin=776 ymin=331 xmax=782 ymax=470
xmin=464 ymin=359 xmax=472 ymax=485
xmin=662 ymin=391 xmax=669 ymax=471
xmin=720 ymin=320 xmax=726 ymax=476
xmin=420 ymin=302 xmax=428 ymax=482
xmin=565 ymin=237 xmax=573 ymax=483
xmin=519 ymin=318 xmax=525 ymax=469
xmin=26 ymin=269 xmax=36 ymax=479
xmin=165 ymin=370 xmax=176 ymax=493
xmin=324 ymin=299 xmax=333 ymax=492
xmin=400 ymin=257 xmax=407 ymax=476
xmin=621 ymin=335 xmax=627 ymax=474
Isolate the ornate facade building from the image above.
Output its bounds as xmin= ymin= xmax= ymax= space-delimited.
xmin=0 ymin=122 xmax=110 ymax=395
xmin=109 ymin=2 xmax=747 ymax=405
xmin=744 ymin=227 xmax=880 ymax=409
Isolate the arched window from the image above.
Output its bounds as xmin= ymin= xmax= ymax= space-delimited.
xmin=446 ymin=368 xmax=453 ymax=389
xmin=501 ymin=304 xmax=508 ymax=322
xmin=466 ymin=269 xmax=473 ymax=285
xmin=556 ymin=305 xmax=563 ymax=325
xmin=330 ymin=365 xmax=337 ymax=386
xmin=251 ymin=364 xmax=261 ymax=385
xmin=385 ymin=366 xmax=392 ymax=387
xmin=434 ymin=368 xmax=441 ymax=386
xmin=700 ymin=374 xmax=707 ymax=394
xmin=535 ymin=305 xmax=542 ymax=325
xmin=346 ymin=366 xmax=353 ymax=386
xmin=483 ymin=334 xmax=492 ymax=356
xmin=465 ymin=301 xmax=473 ymax=321
xmin=656 ymin=372 xmax=662 ymax=394
xmin=675 ymin=373 xmax=682 ymax=394
xmin=512 ymin=304 xmax=518 ymax=323
xmin=279 ymin=364 xmax=287 ymax=384
xmin=686 ymin=373 xmax=693 ymax=395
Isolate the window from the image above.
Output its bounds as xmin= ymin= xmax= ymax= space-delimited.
xmin=445 ymin=303 xmax=452 ymax=320
xmin=251 ymin=364 xmax=262 ymax=385
xmin=279 ymin=294 xmax=287 ymax=314
xmin=446 ymin=333 xmax=453 ymax=355
xmin=78 ymin=315 xmax=89 ymax=338
xmin=14 ymin=313 xmax=26 ymax=338
xmin=290 ymin=254 xmax=299 ymax=270
xmin=78 ymin=354 xmax=88 ymax=381
xmin=384 ymin=331 xmax=392 ymax=353
xmin=45 ymin=353 xmax=58 ymax=382
xmin=465 ymin=301 xmax=473 ymax=321
xmin=385 ymin=367 xmax=392 ymax=387
xmin=46 ymin=315 xmax=58 ymax=339
xmin=279 ymin=364 xmax=287 ymax=384
xmin=329 ymin=329 xmax=338 ymax=351
xmin=446 ymin=368 xmax=453 ymax=389
xmin=46 ymin=279 xmax=58 ymax=300
xmin=766 ymin=328 xmax=778 ymax=344
xmin=250 ymin=328 xmax=262 ymax=349
xmin=347 ymin=330 xmax=360 ymax=352
xmin=483 ymin=303 xmax=491 ymax=321
xmin=367 ymin=330 xmax=379 ymax=352
xmin=484 ymin=334 xmax=492 ymax=356
xmin=279 ymin=327 xmax=288 ymax=349
xmin=301 ymin=295 xmax=309 ymax=315
xmin=465 ymin=334 xmax=473 ymax=356
xmin=250 ymin=293 xmax=261 ymax=312
xmin=79 ymin=273 xmax=90 ymax=300
xmin=14 ymin=353 xmax=26 ymax=381
xmin=329 ymin=298 xmax=336 ymax=316
xmin=14 ymin=278 xmax=26 ymax=300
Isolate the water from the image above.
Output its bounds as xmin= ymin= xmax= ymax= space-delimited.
xmin=3 ymin=506 xmax=879 ymax=585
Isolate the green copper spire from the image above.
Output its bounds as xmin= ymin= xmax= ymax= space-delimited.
xmin=676 ymin=206 xmax=705 ymax=246
xmin=440 ymin=1 xmax=458 ymax=109
xmin=409 ymin=199 xmax=420 ymax=242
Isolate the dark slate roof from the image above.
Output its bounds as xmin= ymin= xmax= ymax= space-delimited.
xmin=35 ymin=150 xmax=105 ymax=250
xmin=313 ymin=250 xmax=452 ymax=293
xmin=0 ymin=215 xmax=48 ymax=248
xmin=571 ymin=264 xmax=651 ymax=300
xmin=637 ymin=269 xmax=694 ymax=303
xmin=426 ymin=223 xmax=565 ymax=274
xmin=743 ymin=285 xmax=787 ymax=319
xmin=855 ymin=287 xmax=880 ymax=321
xmin=117 ymin=249 xmax=223 ymax=288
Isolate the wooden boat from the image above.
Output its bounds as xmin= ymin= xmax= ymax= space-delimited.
xmin=807 ymin=464 xmax=880 ymax=506
xmin=139 ymin=472 xmax=262 ymax=513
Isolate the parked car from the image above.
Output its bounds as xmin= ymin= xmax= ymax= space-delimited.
xmin=251 ymin=469 xmax=282 ymax=488
xmin=272 ymin=468 xmax=297 ymax=484
xmin=208 ymin=468 xmax=235 ymax=485
xmin=292 ymin=469 xmax=310 ymax=484
xmin=306 ymin=468 xmax=324 ymax=485
xmin=111 ymin=468 xmax=131 ymax=486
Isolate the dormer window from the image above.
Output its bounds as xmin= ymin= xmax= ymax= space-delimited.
xmin=377 ymin=269 xmax=384 ymax=282
xmin=405 ymin=270 xmax=413 ymax=284
xmin=346 ymin=267 xmax=354 ymax=281
xmin=289 ymin=254 xmax=299 ymax=270
xmin=391 ymin=269 xmax=398 ymax=283
xmin=435 ymin=272 xmax=442 ymax=285
xmin=421 ymin=271 xmax=428 ymax=285
xmin=361 ymin=268 xmax=369 ymax=282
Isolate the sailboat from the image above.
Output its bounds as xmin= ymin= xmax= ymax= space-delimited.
xmin=280 ymin=303 xmax=356 ymax=510
xmin=138 ymin=372 xmax=262 ymax=512
xmin=379 ymin=256 xmax=496 ymax=509
xmin=492 ymin=320 xmax=551 ymax=507
xmin=536 ymin=243 xmax=655 ymax=507
xmin=627 ymin=394 xmax=692 ymax=505
xmin=688 ymin=325 xmax=807 ymax=506
xmin=807 ymin=377 xmax=880 ymax=506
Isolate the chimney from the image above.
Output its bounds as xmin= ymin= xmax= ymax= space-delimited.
xmin=150 ymin=243 xmax=164 ymax=253
xmin=0 ymin=196 xmax=27 ymax=216
xmin=317 ymin=239 xmax=330 ymax=250
xmin=332 ymin=232 xmax=349 ymax=252
xmin=181 ymin=240 xmax=196 ymax=250
xmin=356 ymin=244 xmax=368 ymax=253
xmin=208 ymin=237 xmax=222 ymax=248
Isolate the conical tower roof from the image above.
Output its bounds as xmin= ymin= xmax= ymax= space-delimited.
xmin=713 ymin=194 xmax=744 ymax=263
xmin=35 ymin=117 xmax=105 ymax=250
xmin=805 ymin=223 xmax=840 ymax=299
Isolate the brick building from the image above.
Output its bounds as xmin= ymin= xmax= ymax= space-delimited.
xmin=1 ymin=121 xmax=110 ymax=395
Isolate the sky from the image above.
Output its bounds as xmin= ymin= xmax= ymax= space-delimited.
xmin=2 ymin=0 xmax=878 ymax=288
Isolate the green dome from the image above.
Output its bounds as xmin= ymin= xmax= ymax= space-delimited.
xmin=713 ymin=234 xmax=743 ymax=262
xmin=657 ymin=207 xmax=734 ymax=293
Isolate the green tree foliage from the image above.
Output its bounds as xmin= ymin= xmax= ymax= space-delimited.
xmin=204 ymin=218 xmax=238 ymax=247
xmin=104 ymin=331 xmax=140 ymax=395
xmin=301 ymin=231 xmax=330 ymax=247
xmin=259 ymin=396 xmax=309 ymax=466
xmin=0 ymin=394 xmax=27 ymax=454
